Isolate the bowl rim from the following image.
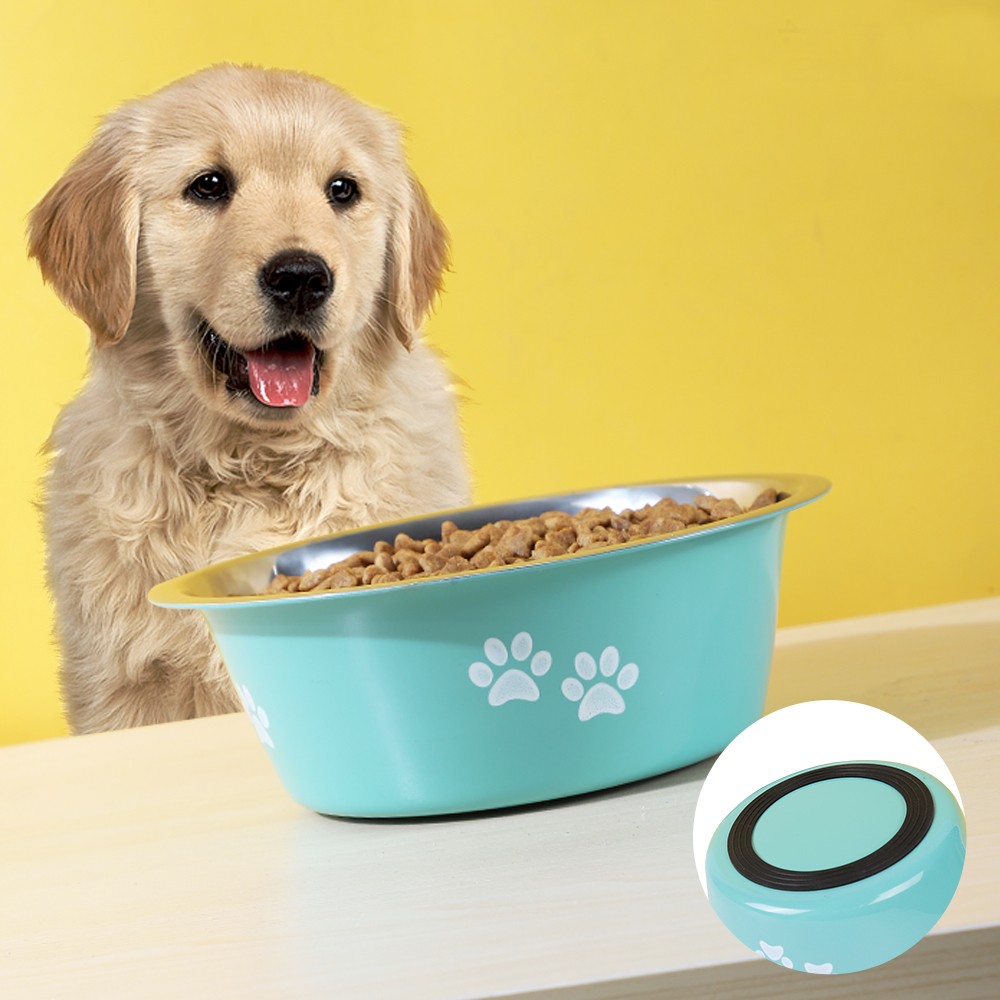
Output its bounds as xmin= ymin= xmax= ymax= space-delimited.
xmin=148 ymin=472 xmax=830 ymax=608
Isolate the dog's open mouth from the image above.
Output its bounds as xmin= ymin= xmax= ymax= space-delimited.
xmin=198 ymin=323 xmax=322 ymax=408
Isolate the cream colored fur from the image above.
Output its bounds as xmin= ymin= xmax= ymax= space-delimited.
xmin=28 ymin=65 xmax=470 ymax=733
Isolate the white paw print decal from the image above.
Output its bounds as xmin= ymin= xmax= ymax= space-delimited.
xmin=238 ymin=684 xmax=274 ymax=749
xmin=468 ymin=632 xmax=552 ymax=706
xmin=805 ymin=962 xmax=834 ymax=975
xmin=561 ymin=645 xmax=638 ymax=721
xmin=755 ymin=940 xmax=793 ymax=969
xmin=755 ymin=941 xmax=833 ymax=974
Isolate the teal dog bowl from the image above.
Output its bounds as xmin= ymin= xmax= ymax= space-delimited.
xmin=149 ymin=473 xmax=828 ymax=817
xmin=706 ymin=761 xmax=966 ymax=974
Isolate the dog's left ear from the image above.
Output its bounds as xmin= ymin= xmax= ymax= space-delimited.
xmin=383 ymin=173 xmax=449 ymax=350
xmin=27 ymin=115 xmax=140 ymax=347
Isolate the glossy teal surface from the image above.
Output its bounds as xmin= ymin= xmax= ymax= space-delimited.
xmin=706 ymin=762 xmax=966 ymax=975
xmin=150 ymin=475 xmax=828 ymax=816
xmin=753 ymin=778 xmax=907 ymax=872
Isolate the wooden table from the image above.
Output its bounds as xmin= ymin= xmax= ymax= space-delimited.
xmin=2 ymin=599 xmax=998 ymax=999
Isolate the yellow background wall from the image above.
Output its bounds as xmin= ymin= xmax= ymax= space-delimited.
xmin=2 ymin=1 xmax=998 ymax=745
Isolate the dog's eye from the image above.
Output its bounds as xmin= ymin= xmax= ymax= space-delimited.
xmin=327 ymin=175 xmax=360 ymax=207
xmin=187 ymin=171 xmax=231 ymax=203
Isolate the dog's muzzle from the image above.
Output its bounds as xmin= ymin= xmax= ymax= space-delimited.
xmin=198 ymin=322 xmax=323 ymax=408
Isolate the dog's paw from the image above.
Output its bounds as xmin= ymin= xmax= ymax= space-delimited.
xmin=561 ymin=645 xmax=638 ymax=721
xmin=468 ymin=632 xmax=552 ymax=706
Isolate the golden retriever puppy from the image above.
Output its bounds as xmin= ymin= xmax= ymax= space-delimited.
xmin=28 ymin=64 xmax=470 ymax=734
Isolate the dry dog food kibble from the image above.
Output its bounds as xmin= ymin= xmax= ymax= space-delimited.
xmin=262 ymin=488 xmax=787 ymax=595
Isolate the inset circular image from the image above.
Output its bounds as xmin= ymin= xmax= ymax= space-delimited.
xmin=694 ymin=701 xmax=966 ymax=975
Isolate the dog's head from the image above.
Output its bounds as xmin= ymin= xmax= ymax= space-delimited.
xmin=28 ymin=64 xmax=448 ymax=427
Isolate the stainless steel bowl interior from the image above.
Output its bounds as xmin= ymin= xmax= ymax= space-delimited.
xmin=273 ymin=483 xmax=714 ymax=579
xmin=153 ymin=475 xmax=829 ymax=603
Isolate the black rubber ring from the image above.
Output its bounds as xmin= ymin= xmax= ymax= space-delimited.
xmin=727 ymin=762 xmax=935 ymax=891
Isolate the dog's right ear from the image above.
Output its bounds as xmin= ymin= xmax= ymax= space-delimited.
xmin=28 ymin=115 xmax=140 ymax=347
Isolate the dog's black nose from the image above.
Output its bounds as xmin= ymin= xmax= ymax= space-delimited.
xmin=259 ymin=251 xmax=333 ymax=315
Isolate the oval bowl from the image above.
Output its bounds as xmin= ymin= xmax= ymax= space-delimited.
xmin=149 ymin=473 xmax=830 ymax=817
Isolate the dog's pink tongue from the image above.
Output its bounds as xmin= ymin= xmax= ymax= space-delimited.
xmin=244 ymin=341 xmax=315 ymax=407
